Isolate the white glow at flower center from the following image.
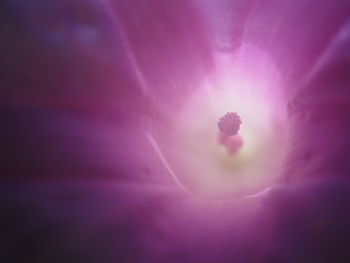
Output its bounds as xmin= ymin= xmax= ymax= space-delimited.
xmin=159 ymin=45 xmax=287 ymax=199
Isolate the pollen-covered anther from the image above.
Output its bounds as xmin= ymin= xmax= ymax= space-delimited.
xmin=217 ymin=112 xmax=242 ymax=136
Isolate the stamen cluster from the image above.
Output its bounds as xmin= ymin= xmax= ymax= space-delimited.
xmin=217 ymin=112 xmax=242 ymax=136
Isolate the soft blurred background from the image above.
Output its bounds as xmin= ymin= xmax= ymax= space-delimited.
xmin=1 ymin=0 xmax=350 ymax=262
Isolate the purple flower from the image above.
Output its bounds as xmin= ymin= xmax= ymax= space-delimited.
xmin=2 ymin=0 xmax=350 ymax=263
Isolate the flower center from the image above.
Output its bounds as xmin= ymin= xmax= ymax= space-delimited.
xmin=217 ymin=112 xmax=242 ymax=136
